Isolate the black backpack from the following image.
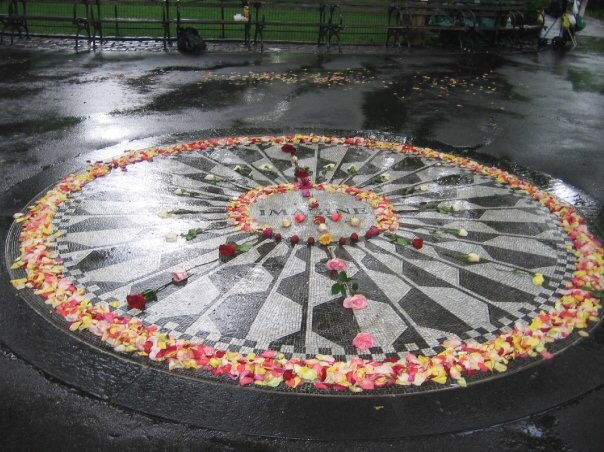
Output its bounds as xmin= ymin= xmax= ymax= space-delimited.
xmin=177 ymin=27 xmax=207 ymax=54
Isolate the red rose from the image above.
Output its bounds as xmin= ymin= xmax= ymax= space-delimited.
xmin=290 ymin=235 xmax=299 ymax=245
xmin=307 ymin=237 xmax=315 ymax=246
xmin=219 ymin=243 xmax=237 ymax=257
xmin=274 ymin=233 xmax=282 ymax=242
xmin=262 ymin=227 xmax=273 ymax=238
xmin=350 ymin=233 xmax=359 ymax=242
xmin=281 ymin=144 xmax=297 ymax=154
xmin=299 ymin=178 xmax=313 ymax=190
xmin=412 ymin=238 xmax=424 ymax=249
xmin=126 ymin=294 xmax=146 ymax=310
xmin=339 ymin=237 xmax=346 ymax=246
xmin=294 ymin=167 xmax=309 ymax=179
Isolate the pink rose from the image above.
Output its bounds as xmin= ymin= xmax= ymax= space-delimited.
xmin=330 ymin=212 xmax=343 ymax=222
xmin=352 ymin=332 xmax=374 ymax=350
xmin=343 ymin=294 xmax=368 ymax=310
xmin=326 ymin=258 xmax=347 ymax=272
xmin=171 ymin=269 xmax=188 ymax=283
xmin=301 ymin=189 xmax=311 ymax=198
xmin=294 ymin=213 xmax=305 ymax=223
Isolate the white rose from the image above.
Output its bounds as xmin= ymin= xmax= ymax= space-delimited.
xmin=466 ymin=252 xmax=480 ymax=263
xmin=165 ymin=233 xmax=178 ymax=242
xmin=281 ymin=219 xmax=291 ymax=228
xmin=323 ymin=163 xmax=335 ymax=171
xmin=317 ymin=223 xmax=328 ymax=233
xmin=204 ymin=174 xmax=216 ymax=181
xmin=259 ymin=163 xmax=273 ymax=171
xmin=350 ymin=218 xmax=361 ymax=227
xmin=452 ymin=202 xmax=462 ymax=212
xmin=381 ymin=173 xmax=390 ymax=181
xmin=458 ymin=228 xmax=468 ymax=237
xmin=158 ymin=211 xmax=171 ymax=219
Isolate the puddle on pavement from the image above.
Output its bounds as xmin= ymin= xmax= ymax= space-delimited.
xmin=0 ymin=116 xmax=81 ymax=137
xmin=578 ymin=36 xmax=604 ymax=54
xmin=126 ymin=79 xmax=250 ymax=112
xmin=567 ymin=68 xmax=604 ymax=93
xmin=0 ymin=86 xmax=44 ymax=99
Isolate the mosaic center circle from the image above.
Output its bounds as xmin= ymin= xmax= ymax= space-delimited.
xmin=248 ymin=189 xmax=378 ymax=239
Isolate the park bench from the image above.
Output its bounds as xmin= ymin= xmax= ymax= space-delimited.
xmin=1 ymin=0 xmax=97 ymax=47
xmin=173 ymin=1 xmax=258 ymax=50
xmin=1 ymin=0 xmax=28 ymax=44
xmin=92 ymin=0 xmax=170 ymax=49
xmin=312 ymin=1 xmax=474 ymax=49
xmin=0 ymin=0 xmax=170 ymax=48
xmin=324 ymin=0 xmax=541 ymax=49
xmin=172 ymin=1 xmax=342 ymax=52
xmin=456 ymin=0 xmax=544 ymax=48
xmin=255 ymin=1 xmax=341 ymax=50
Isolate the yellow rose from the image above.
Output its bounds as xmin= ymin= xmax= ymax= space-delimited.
xmin=319 ymin=233 xmax=333 ymax=246
xmin=532 ymin=273 xmax=544 ymax=286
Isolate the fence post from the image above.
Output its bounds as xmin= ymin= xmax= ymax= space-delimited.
xmin=221 ymin=3 xmax=225 ymax=38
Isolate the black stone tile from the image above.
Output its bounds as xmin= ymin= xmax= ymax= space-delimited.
xmin=399 ymin=288 xmax=471 ymax=336
xmin=436 ymin=173 xmax=474 ymax=186
xmin=402 ymin=260 xmax=453 ymax=287
xmin=464 ymin=194 xmax=521 ymax=207
xmin=481 ymin=220 xmax=552 ymax=235
xmin=392 ymin=327 xmax=429 ymax=351
xmin=392 ymin=156 xmax=425 ymax=172
xmin=208 ymin=292 xmax=267 ymax=338
xmin=459 ymin=269 xmax=534 ymax=304
xmin=312 ymin=299 xmax=359 ymax=348
xmin=480 ymin=244 xmax=557 ymax=269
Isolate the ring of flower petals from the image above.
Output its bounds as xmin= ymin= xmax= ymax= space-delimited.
xmin=10 ymin=134 xmax=603 ymax=392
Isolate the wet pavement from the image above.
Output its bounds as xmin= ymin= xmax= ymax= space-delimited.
xmin=1 ymin=18 xmax=603 ymax=451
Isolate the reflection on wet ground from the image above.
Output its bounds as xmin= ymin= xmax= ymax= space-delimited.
xmin=0 ymin=34 xmax=602 ymax=209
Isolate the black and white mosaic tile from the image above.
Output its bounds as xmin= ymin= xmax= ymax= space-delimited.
xmin=52 ymin=142 xmax=575 ymax=359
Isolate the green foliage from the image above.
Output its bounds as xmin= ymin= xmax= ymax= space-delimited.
xmin=236 ymin=243 xmax=253 ymax=253
xmin=385 ymin=233 xmax=411 ymax=247
xmin=168 ymin=209 xmax=198 ymax=215
xmin=142 ymin=289 xmax=158 ymax=302
xmin=331 ymin=271 xmax=358 ymax=296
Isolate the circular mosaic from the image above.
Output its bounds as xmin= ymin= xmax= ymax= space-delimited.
xmin=7 ymin=135 xmax=602 ymax=392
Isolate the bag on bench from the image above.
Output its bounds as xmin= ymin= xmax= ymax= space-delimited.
xmin=177 ymin=27 xmax=207 ymax=54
